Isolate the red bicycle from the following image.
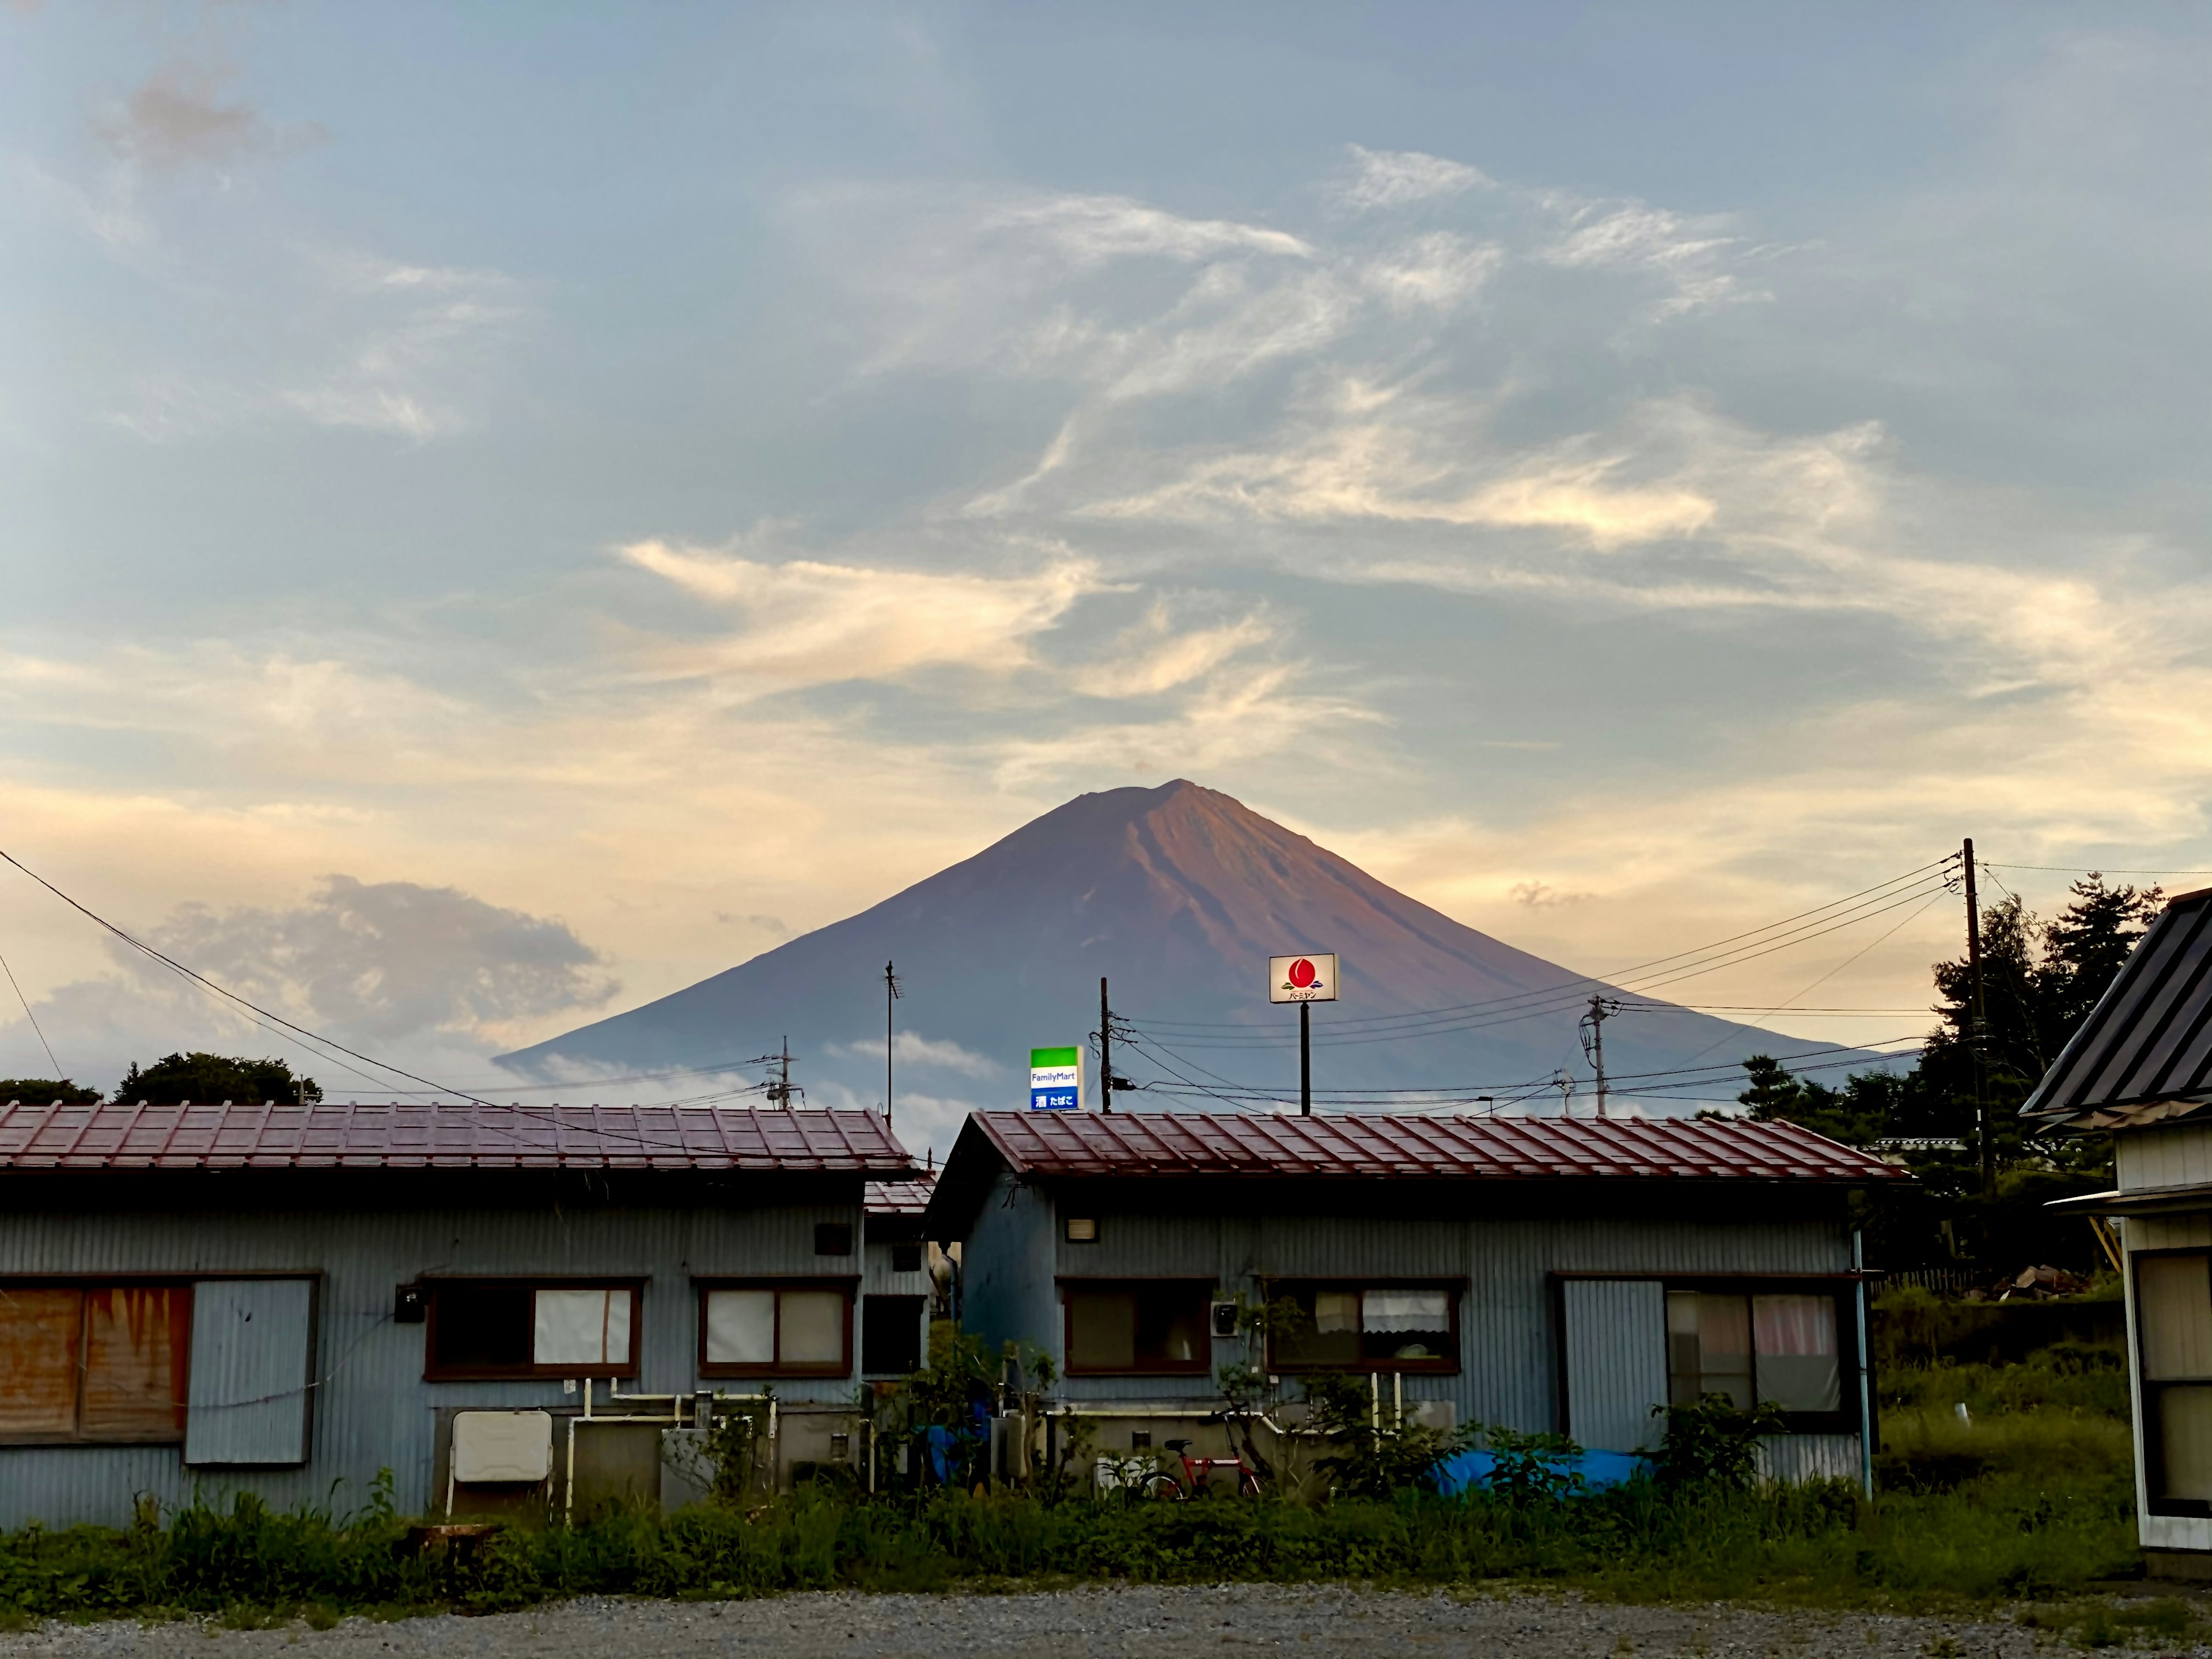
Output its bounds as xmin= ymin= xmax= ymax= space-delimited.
xmin=1141 ymin=1435 xmax=1262 ymax=1500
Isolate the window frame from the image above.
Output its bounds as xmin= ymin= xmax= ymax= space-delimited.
xmin=1560 ymin=1272 xmax=1862 ymax=1435
xmin=2133 ymin=1247 xmax=2212 ymax=1518
xmin=695 ymin=1277 xmax=859 ymax=1380
xmin=1260 ymin=1277 xmax=1465 ymax=1376
xmin=0 ymin=1277 xmax=196 ymax=1447
xmin=1056 ymin=1277 xmax=1216 ymax=1377
xmin=421 ymin=1277 xmax=644 ymax=1382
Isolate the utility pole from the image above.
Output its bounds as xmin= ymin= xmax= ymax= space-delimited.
xmin=1100 ymin=978 xmax=1113 ymax=1113
xmin=1963 ymin=839 xmax=1993 ymax=1198
xmin=1581 ymin=996 xmax=1619 ymax=1118
xmin=765 ymin=1037 xmax=796 ymax=1108
xmin=883 ymin=960 xmax=902 ymax=1128
xmin=1300 ymin=1001 xmax=1311 ymax=1116
xmin=1555 ymin=1069 xmax=1573 ymax=1116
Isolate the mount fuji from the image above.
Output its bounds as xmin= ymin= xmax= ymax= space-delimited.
xmin=498 ymin=782 xmax=1863 ymax=1149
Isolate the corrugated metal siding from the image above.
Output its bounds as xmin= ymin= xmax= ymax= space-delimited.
xmin=186 ymin=1280 xmax=315 ymax=1467
xmin=0 ymin=1195 xmax=869 ymax=1527
xmin=1562 ymin=1279 xmax=1666 ymax=1453
xmin=1035 ymin=1201 xmax=1857 ymax=1474
xmin=957 ymin=1174 xmax=1055 ymax=1368
xmin=2119 ymin=1125 xmax=2212 ymax=1194
xmin=1757 ymin=1433 xmax=1858 ymax=1484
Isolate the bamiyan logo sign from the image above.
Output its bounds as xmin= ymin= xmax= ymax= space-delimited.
xmin=1268 ymin=952 xmax=1339 ymax=1005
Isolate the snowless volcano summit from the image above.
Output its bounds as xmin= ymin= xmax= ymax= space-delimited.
xmin=499 ymin=780 xmax=1815 ymax=1115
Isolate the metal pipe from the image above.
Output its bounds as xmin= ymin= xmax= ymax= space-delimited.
xmin=1852 ymin=1229 xmax=1874 ymax=1499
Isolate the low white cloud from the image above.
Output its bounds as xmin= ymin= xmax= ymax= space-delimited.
xmin=828 ymin=1031 xmax=1002 ymax=1078
xmin=1334 ymin=145 xmax=1494 ymax=211
xmin=93 ymin=59 xmax=324 ymax=175
xmin=123 ymin=874 xmax=616 ymax=1044
xmin=1069 ymin=604 xmax=1276 ymax=699
xmin=617 ymin=539 xmax=1103 ymax=691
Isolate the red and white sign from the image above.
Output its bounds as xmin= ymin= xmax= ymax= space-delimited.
xmin=1268 ymin=952 xmax=1339 ymax=1004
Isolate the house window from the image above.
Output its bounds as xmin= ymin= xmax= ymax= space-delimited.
xmin=2138 ymin=1252 xmax=2212 ymax=1515
xmin=890 ymin=1243 xmax=923 ymax=1275
xmin=861 ymin=1295 xmax=926 ymax=1376
xmin=815 ymin=1223 xmax=854 ymax=1256
xmin=699 ymin=1283 xmax=854 ymax=1377
xmin=1266 ymin=1282 xmax=1459 ymax=1373
xmin=0 ymin=1283 xmax=192 ymax=1445
xmin=424 ymin=1282 xmax=638 ymax=1380
xmin=1065 ymin=1217 xmax=1098 ymax=1243
xmin=1061 ymin=1281 xmax=1211 ymax=1374
xmin=1666 ymin=1289 xmax=1842 ymax=1414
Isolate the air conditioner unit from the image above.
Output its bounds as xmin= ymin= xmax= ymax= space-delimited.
xmin=1210 ymin=1302 xmax=1240 ymax=1339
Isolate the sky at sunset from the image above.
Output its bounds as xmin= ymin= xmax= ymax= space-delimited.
xmin=4 ymin=3 xmax=2210 ymax=1138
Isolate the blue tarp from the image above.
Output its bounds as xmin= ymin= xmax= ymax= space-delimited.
xmin=1431 ymin=1446 xmax=1649 ymax=1497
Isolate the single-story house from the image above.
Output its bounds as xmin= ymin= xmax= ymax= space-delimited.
xmin=925 ymin=1109 xmax=1906 ymax=1488
xmin=0 ymin=1101 xmax=919 ymax=1528
xmin=2022 ymin=887 xmax=2212 ymax=1577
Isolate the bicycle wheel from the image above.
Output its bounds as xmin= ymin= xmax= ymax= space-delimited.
xmin=1237 ymin=1469 xmax=1263 ymax=1499
xmin=1140 ymin=1472 xmax=1186 ymax=1501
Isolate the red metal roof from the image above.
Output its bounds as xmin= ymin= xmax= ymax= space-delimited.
xmin=866 ymin=1172 xmax=937 ymax=1215
xmin=959 ymin=1109 xmax=1906 ymax=1184
xmin=0 ymin=1102 xmax=918 ymax=1173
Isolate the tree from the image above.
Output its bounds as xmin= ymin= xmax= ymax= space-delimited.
xmin=0 ymin=1078 xmax=102 ymax=1104
xmin=2042 ymin=873 xmax=2164 ymax=1033
xmin=115 ymin=1053 xmax=323 ymax=1105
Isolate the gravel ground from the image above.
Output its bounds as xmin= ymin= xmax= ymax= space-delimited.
xmin=1 ymin=1585 xmax=2196 ymax=1659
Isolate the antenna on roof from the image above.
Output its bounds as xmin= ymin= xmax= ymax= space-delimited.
xmin=883 ymin=960 xmax=903 ymax=1128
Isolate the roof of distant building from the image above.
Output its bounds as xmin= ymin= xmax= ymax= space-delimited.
xmin=926 ymin=1108 xmax=1904 ymax=1234
xmin=2023 ymin=887 xmax=2212 ymax=1129
xmin=866 ymin=1172 xmax=936 ymax=1215
xmin=0 ymin=1101 xmax=918 ymax=1174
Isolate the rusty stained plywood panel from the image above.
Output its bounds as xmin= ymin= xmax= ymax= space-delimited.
xmin=0 ymin=1289 xmax=81 ymax=1440
xmin=81 ymin=1286 xmax=190 ymax=1442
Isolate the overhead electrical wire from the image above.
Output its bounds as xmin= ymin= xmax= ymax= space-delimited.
xmin=0 ymin=849 xmax=809 ymax=1158
xmin=0 ymin=944 xmax=65 ymax=1081
xmin=1131 ymin=856 xmax=1955 ymax=1038
xmin=1126 ymin=862 xmax=1957 ymax=1049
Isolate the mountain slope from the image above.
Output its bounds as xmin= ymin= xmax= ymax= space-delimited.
xmin=499 ymin=782 xmax=1855 ymax=1124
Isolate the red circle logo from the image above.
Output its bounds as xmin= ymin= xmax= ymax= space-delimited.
xmin=1289 ymin=957 xmax=1316 ymax=988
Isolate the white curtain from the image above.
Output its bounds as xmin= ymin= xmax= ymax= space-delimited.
xmin=780 ymin=1290 xmax=845 ymax=1366
xmin=1315 ymin=1291 xmax=1361 ymax=1334
xmin=2140 ymin=1255 xmax=2212 ymax=1381
xmin=1751 ymin=1293 xmax=1839 ymax=1412
xmin=704 ymin=1289 xmax=776 ymax=1366
xmin=1362 ymin=1289 xmax=1448 ymax=1333
xmin=533 ymin=1289 xmax=630 ymax=1367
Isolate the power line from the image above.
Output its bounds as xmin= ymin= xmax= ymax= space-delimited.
xmin=1127 ymin=869 xmax=1956 ymax=1048
xmin=0 ymin=846 xmax=501 ymax=1108
xmin=0 ymin=945 xmax=64 ymax=1081
xmin=1130 ymin=857 xmax=1955 ymax=1036
xmin=1983 ymin=863 xmax=2212 ymax=876
xmin=0 ymin=850 xmax=811 ymax=1162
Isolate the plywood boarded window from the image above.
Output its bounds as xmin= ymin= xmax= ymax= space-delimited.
xmin=0 ymin=1284 xmax=191 ymax=1445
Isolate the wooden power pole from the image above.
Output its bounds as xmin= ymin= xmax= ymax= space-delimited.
xmin=1963 ymin=840 xmax=1993 ymax=1198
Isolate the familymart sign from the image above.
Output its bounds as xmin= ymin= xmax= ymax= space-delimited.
xmin=1029 ymin=1046 xmax=1082 ymax=1112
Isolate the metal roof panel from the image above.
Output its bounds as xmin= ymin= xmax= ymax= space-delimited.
xmin=0 ymin=1102 xmax=919 ymax=1175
